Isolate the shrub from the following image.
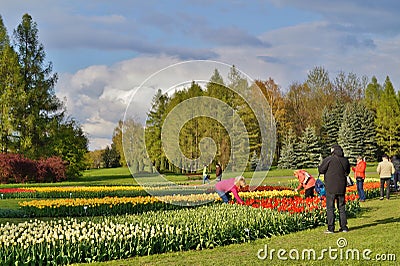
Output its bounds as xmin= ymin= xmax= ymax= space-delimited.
xmin=0 ymin=153 xmax=66 ymax=183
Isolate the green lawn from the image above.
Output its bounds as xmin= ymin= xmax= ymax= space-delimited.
xmin=78 ymin=193 xmax=400 ymax=266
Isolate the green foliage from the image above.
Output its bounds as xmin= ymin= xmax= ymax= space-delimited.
xmin=0 ymin=13 xmax=88 ymax=178
xmin=320 ymin=101 xmax=345 ymax=156
xmin=375 ymin=76 xmax=400 ymax=156
xmin=296 ymin=125 xmax=322 ymax=168
xmin=13 ymin=13 xmax=62 ymax=159
xmin=277 ymin=128 xmax=297 ymax=169
xmin=102 ymin=144 xmax=121 ymax=168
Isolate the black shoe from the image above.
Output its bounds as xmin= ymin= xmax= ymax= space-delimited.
xmin=324 ymin=230 xmax=334 ymax=234
xmin=380 ymin=197 xmax=384 ymax=200
xmin=339 ymin=228 xmax=349 ymax=233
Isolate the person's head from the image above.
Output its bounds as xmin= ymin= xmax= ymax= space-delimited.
xmin=234 ymin=176 xmax=246 ymax=188
xmin=216 ymin=163 xmax=220 ymax=168
xmin=382 ymin=154 xmax=389 ymax=161
xmin=330 ymin=144 xmax=344 ymax=157
xmin=293 ymin=170 xmax=301 ymax=178
xmin=357 ymin=155 xmax=363 ymax=162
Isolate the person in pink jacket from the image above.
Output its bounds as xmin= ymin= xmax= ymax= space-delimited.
xmin=294 ymin=169 xmax=316 ymax=198
xmin=215 ymin=176 xmax=246 ymax=204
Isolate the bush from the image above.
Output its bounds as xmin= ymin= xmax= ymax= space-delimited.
xmin=0 ymin=153 xmax=66 ymax=184
xmin=37 ymin=157 xmax=67 ymax=182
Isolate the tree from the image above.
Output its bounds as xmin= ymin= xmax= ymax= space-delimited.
xmin=297 ymin=125 xmax=322 ymax=168
xmin=86 ymin=150 xmax=103 ymax=169
xmin=338 ymin=103 xmax=364 ymax=164
xmin=375 ymin=76 xmax=400 ymax=156
xmin=360 ymin=105 xmax=377 ymax=161
xmin=48 ymin=118 xmax=89 ymax=177
xmin=255 ymin=78 xmax=288 ymax=163
xmin=123 ymin=118 xmax=148 ymax=173
xmin=320 ymin=101 xmax=345 ymax=156
xmin=284 ymin=82 xmax=313 ymax=136
xmin=13 ymin=13 xmax=62 ymax=159
xmin=332 ymin=71 xmax=367 ymax=102
xmin=0 ymin=16 xmax=25 ymax=153
xmin=112 ymin=120 xmax=125 ymax=166
xmin=364 ymin=76 xmax=381 ymax=113
xmin=102 ymin=144 xmax=121 ymax=168
xmin=277 ymin=128 xmax=297 ymax=169
xmin=145 ymin=89 xmax=169 ymax=172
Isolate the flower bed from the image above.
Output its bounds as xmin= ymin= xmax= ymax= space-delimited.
xmin=0 ymin=186 xmax=149 ymax=199
xmin=346 ymin=182 xmax=381 ymax=198
xmin=17 ymin=190 xmax=301 ymax=218
xmin=0 ymin=204 xmax=329 ymax=265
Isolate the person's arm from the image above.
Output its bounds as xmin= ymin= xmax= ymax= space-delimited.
xmin=345 ymin=159 xmax=351 ymax=175
xmin=231 ymin=187 xmax=244 ymax=204
xmin=360 ymin=162 xmax=366 ymax=172
xmin=391 ymin=163 xmax=395 ymax=175
xmin=377 ymin=163 xmax=381 ymax=175
xmin=318 ymin=158 xmax=329 ymax=175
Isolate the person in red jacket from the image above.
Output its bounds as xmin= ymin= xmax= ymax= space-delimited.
xmin=352 ymin=155 xmax=367 ymax=202
xmin=215 ymin=176 xmax=246 ymax=204
xmin=294 ymin=170 xmax=316 ymax=198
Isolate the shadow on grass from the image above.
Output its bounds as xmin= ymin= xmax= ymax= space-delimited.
xmin=350 ymin=216 xmax=400 ymax=231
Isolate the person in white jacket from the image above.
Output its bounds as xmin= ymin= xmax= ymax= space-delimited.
xmin=377 ymin=154 xmax=395 ymax=200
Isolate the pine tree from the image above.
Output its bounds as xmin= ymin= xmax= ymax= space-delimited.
xmin=297 ymin=125 xmax=322 ymax=168
xmin=145 ymin=89 xmax=169 ymax=172
xmin=320 ymin=101 xmax=345 ymax=157
xmin=338 ymin=103 xmax=363 ymax=164
xmin=361 ymin=106 xmax=377 ymax=161
xmin=278 ymin=128 xmax=297 ymax=169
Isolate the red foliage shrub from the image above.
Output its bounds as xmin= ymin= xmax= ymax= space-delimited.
xmin=37 ymin=156 xmax=67 ymax=182
xmin=0 ymin=153 xmax=66 ymax=184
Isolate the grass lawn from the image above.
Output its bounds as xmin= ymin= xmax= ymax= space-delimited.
xmin=76 ymin=193 xmax=399 ymax=266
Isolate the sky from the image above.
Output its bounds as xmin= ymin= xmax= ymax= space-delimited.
xmin=2 ymin=0 xmax=400 ymax=150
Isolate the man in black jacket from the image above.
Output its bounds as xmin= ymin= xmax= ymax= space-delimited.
xmin=318 ymin=144 xmax=350 ymax=233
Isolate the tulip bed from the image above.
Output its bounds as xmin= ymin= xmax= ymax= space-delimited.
xmin=0 ymin=181 xmax=380 ymax=265
xmin=17 ymin=190 xmax=300 ymax=217
xmin=0 ymin=203 xmax=334 ymax=265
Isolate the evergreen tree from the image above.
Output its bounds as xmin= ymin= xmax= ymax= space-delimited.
xmin=338 ymin=103 xmax=364 ymax=164
xmin=297 ymin=125 xmax=322 ymax=168
xmin=375 ymin=76 xmax=400 ymax=156
xmin=102 ymin=144 xmax=121 ymax=168
xmin=320 ymin=101 xmax=345 ymax=157
xmin=277 ymin=128 xmax=297 ymax=169
xmin=250 ymin=150 xmax=259 ymax=171
xmin=145 ymin=89 xmax=169 ymax=172
xmin=364 ymin=76 xmax=381 ymax=113
xmin=13 ymin=14 xmax=62 ymax=158
xmin=361 ymin=105 xmax=377 ymax=161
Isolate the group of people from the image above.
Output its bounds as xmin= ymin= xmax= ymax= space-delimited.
xmin=209 ymin=144 xmax=399 ymax=234
xmin=294 ymin=145 xmax=399 ymax=233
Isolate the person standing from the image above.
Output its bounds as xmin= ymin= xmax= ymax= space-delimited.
xmin=202 ymin=164 xmax=210 ymax=184
xmin=352 ymin=155 xmax=367 ymax=202
xmin=293 ymin=170 xmax=316 ymax=198
xmin=215 ymin=163 xmax=222 ymax=182
xmin=377 ymin=154 xmax=395 ymax=200
xmin=391 ymin=155 xmax=400 ymax=192
xmin=215 ymin=176 xmax=246 ymax=204
xmin=318 ymin=144 xmax=350 ymax=233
